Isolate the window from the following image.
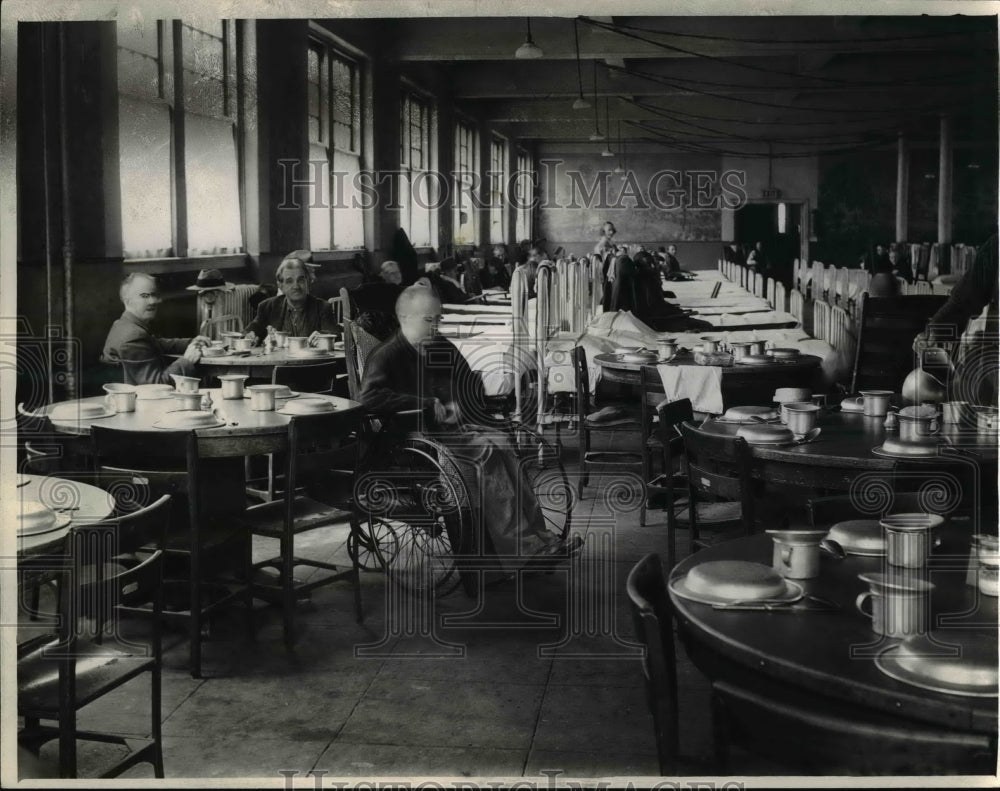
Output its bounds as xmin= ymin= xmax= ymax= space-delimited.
xmin=307 ymin=37 xmax=365 ymax=251
xmin=489 ymin=136 xmax=508 ymax=245
xmin=453 ymin=120 xmax=478 ymax=246
xmin=117 ymin=19 xmax=243 ymax=258
xmin=400 ymin=91 xmax=436 ymax=249
xmin=514 ymin=149 xmax=533 ymax=243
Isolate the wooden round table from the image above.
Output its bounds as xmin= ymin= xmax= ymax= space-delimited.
xmin=594 ymin=352 xmax=822 ymax=410
xmin=17 ymin=475 xmax=115 ymax=558
xmin=45 ymin=390 xmax=362 ymax=441
xmin=700 ymin=410 xmax=999 ymax=491
xmin=196 ymin=347 xmax=345 ymax=381
xmin=669 ymin=533 xmax=997 ymax=767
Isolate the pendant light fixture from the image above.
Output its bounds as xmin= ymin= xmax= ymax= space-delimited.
xmin=571 ymin=19 xmax=590 ymax=110
xmin=601 ymin=98 xmax=615 ymax=156
xmin=515 ymin=18 xmax=543 ymax=59
xmin=588 ymin=60 xmax=604 ymax=141
xmin=613 ymin=120 xmax=625 ymax=173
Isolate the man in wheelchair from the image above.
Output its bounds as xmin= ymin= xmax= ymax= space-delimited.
xmin=360 ymin=286 xmax=581 ymax=569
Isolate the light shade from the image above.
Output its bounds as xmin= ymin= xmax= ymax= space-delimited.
xmin=589 ymin=130 xmax=605 ymax=142
xmin=515 ymin=39 xmax=544 ymax=59
xmin=613 ymin=163 xmax=625 ymax=174
xmin=601 ymin=145 xmax=615 ymax=157
xmin=572 ymin=95 xmax=591 ymax=110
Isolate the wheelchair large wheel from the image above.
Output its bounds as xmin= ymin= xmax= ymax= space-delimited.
xmin=509 ymin=426 xmax=573 ymax=542
xmin=346 ymin=517 xmax=399 ymax=572
xmin=355 ymin=435 xmax=473 ymax=597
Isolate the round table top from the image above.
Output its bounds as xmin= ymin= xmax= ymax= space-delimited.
xmin=16 ymin=475 xmax=116 ymax=557
xmin=699 ymin=410 xmax=999 ymax=471
xmin=670 ymin=533 xmax=997 ymax=733
xmin=44 ymin=390 xmax=363 ymax=439
xmin=594 ymin=351 xmax=822 ymax=376
xmin=198 ymin=347 xmax=344 ymax=368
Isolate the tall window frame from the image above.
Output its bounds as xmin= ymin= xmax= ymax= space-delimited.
xmin=453 ymin=119 xmax=479 ymax=246
xmin=515 ymin=148 xmax=534 ymax=243
xmin=489 ymin=135 xmax=508 ymax=245
xmin=307 ymin=31 xmax=366 ymax=251
xmin=400 ymin=88 xmax=437 ymax=249
xmin=116 ymin=18 xmax=244 ymax=259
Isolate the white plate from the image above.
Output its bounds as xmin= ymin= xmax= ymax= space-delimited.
xmin=735 ymin=355 xmax=773 ymax=366
xmin=826 ymin=519 xmax=885 ymax=556
xmin=17 ymin=511 xmax=72 ymax=537
xmin=875 ymin=644 xmax=998 ymax=698
xmin=152 ymin=413 xmax=226 ymax=430
xmin=242 ymin=390 xmax=299 ymax=399
xmin=872 ymin=444 xmax=941 ymax=459
xmin=49 ymin=406 xmax=117 ymax=421
xmin=669 ymin=563 xmax=803 ymax=606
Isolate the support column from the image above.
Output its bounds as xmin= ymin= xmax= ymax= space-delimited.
xmin=895 ymin=132 xmax=909 ymax=242
xmin=938 ymin=115 xmax=953 ymax=244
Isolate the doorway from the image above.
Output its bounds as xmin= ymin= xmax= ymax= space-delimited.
xmin=735 ymin=202 xmax=801 ymax=286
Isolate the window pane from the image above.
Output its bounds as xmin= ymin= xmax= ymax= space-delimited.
xmin=182 ymin=22 xmax=226 ymax=118
xmin=308 ymin=142 xmax=331 ymax=251
xmin=119 ymin=96 xmax=173 ymax=257
xmin=185 ymin=112 xmax=244 ymax=254
xmin=117 ymin=20 xmax=161 ymax=101
xmin=332 ymin=150 xmax=364 ymax=249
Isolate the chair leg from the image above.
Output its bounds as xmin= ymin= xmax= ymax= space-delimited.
xmin=710 ymin=690 xmax=731 ymax=775
xmin=244 ymin=531 xmax=255 ymax=644
xmin=351 ymin=521 xmax=364 ymax=624
xmin=151 ymin=666 xmax=164 ymax=777
xmin=189 ymin=562 xmax=202 ymax=679
xmin=282 ymin=535 xmax=295 ymax=649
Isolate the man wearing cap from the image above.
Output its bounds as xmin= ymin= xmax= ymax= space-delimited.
xmin=102 ymin=273 xmax=212 ymax=384
xmin=243 ymin=253 xmax=338 ymax=344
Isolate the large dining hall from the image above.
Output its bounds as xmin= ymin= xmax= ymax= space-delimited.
xmin=3 ymin=2 xmax=999 ymax=786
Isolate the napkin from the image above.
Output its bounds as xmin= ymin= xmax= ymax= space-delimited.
xmin=658 ymin=363 xmax=724 ymax=415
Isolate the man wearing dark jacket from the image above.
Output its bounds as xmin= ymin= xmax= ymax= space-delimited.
xmin=244 ymin=255 xmax=338 ymax=343
xmin=102 ymin=273 xmax=211 ymax=384
xmin=360 ymin=287 xmax=579 ymax=565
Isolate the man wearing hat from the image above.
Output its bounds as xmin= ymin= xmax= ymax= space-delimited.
xmin=103 ymin=272 xmax=212 ymax=384
xmin=243 ymin=252 xmax=338 ymax=344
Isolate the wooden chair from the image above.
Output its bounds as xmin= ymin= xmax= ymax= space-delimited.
xmin=18 ymin=495 xmax=171 ymax=778
xmin=91 ymin=427 xmax=255 ymax=678
xmin=342 ymin=318 xmax=383 ymax=402
xmin=850 ymin=294 xmax=948 ymax=393
xmin=625 ymin=553 xmax=682 ymax=776
xmin=272 ymin=361 xmax=340 ymax=394
xmin=328 ymin=292 xmax=347 ymax=328
xmin=572 ymin=345 xmax=644 ymax=499
xmin=239 ymin=409 xmax=365 ymax=647
xmin=678 ymin=421 xmax=770 ymax=552
xmin=642 ymin=395 xmax=694 ymax=570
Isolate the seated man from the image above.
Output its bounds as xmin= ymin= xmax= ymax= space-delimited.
xmin=103 ymin=273 xmax=211 ymax=384
xmin=429 ymin=258 xmax=469 ymax=304
xmin=360 ymin=286 xmax=579 ymax=564
xmin=350 ymin=261 xmax=404 ymax=341
xmin=244 ymin=253 xmax=338 ymax=344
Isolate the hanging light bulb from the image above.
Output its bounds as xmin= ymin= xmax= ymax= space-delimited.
xmin=601 ymin=144 xmax=616 ymax=158
xmin=589 ymin=60 xmax=604 ymax=140
xmin=613 ymin=120 xmax=625 ymax=172
xmin=515 ymin=18 xmax=543 ymax=59
xmin=572 ymin=19 xmax=589 ymax=110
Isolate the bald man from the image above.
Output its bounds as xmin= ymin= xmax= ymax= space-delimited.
xmin=360 ymin=287 xmax=578 ymax=564
xmin=102 ymin=273 xmax=211 ymax=384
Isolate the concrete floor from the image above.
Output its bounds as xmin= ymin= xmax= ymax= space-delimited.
xmin=20 ymin=438 xmax=797 ymax=782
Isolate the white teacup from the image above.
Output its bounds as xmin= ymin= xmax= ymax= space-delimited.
xmin=774 ymin=387 xmax=811 ymax=405
xmin=941 ymin=401 xmax=970 ymax=425
xmin=784 ymin=403 xmax=820 ymax=436
xmin=858 ymin=390 xmax=893 ymax=417
xmin=233 ymin=337 xmax=253 ymax=352
xmin=170 ymin=374 xmax=201 ymax=393
xmin=247 ymin=384 xmax=282 ymax=411
xmin=104 ymin=389 xmax=137 ymax=413
xmin=767 ymin=530 xmax=825 ymax=580
xmin=173 ymin=392 xmax=203 ymax=410
xmin=701 ymin=340 xmax=719 ymax=353
xmin=856 ymin=571 xmax=934 ymax=639
xmin=218 ymin=374 xmax=249 ymax=400
xmin=881 ymin=512 xmax=944 ymax=569
xmin=286 ymin=336 xmax=308 ymax=352
xmin=658 ymin=340 xmax=678 ymax=360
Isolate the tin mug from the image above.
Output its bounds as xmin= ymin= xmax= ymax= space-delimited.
xmin=856 ymin=571 xmax=934 ymax=638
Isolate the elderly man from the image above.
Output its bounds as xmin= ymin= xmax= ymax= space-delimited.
xmin=360 ymin=286 xmax=579 ymax=565
xmin=102 ymin=273 xmax=211 ymax=384
xmin=379 ymin=260 xmax=403 ymax=285
xmin=244 ymin=253 xmax=338 ymax=344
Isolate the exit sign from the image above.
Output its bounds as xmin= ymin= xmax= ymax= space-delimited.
xmin=761 ymin=188 xmax=782 ymax=199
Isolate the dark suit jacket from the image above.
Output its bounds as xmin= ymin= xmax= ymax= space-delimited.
xmin=244 ymin=294 xmax=337 ymax=341
xmin=101 ymin=311 xmax=196 ymax=385
xmin=360 ymin=330 xmax=496 ymax=429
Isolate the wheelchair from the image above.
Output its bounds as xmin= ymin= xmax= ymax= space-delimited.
xmin=347 ymin=411 xmax=574 ymax=598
